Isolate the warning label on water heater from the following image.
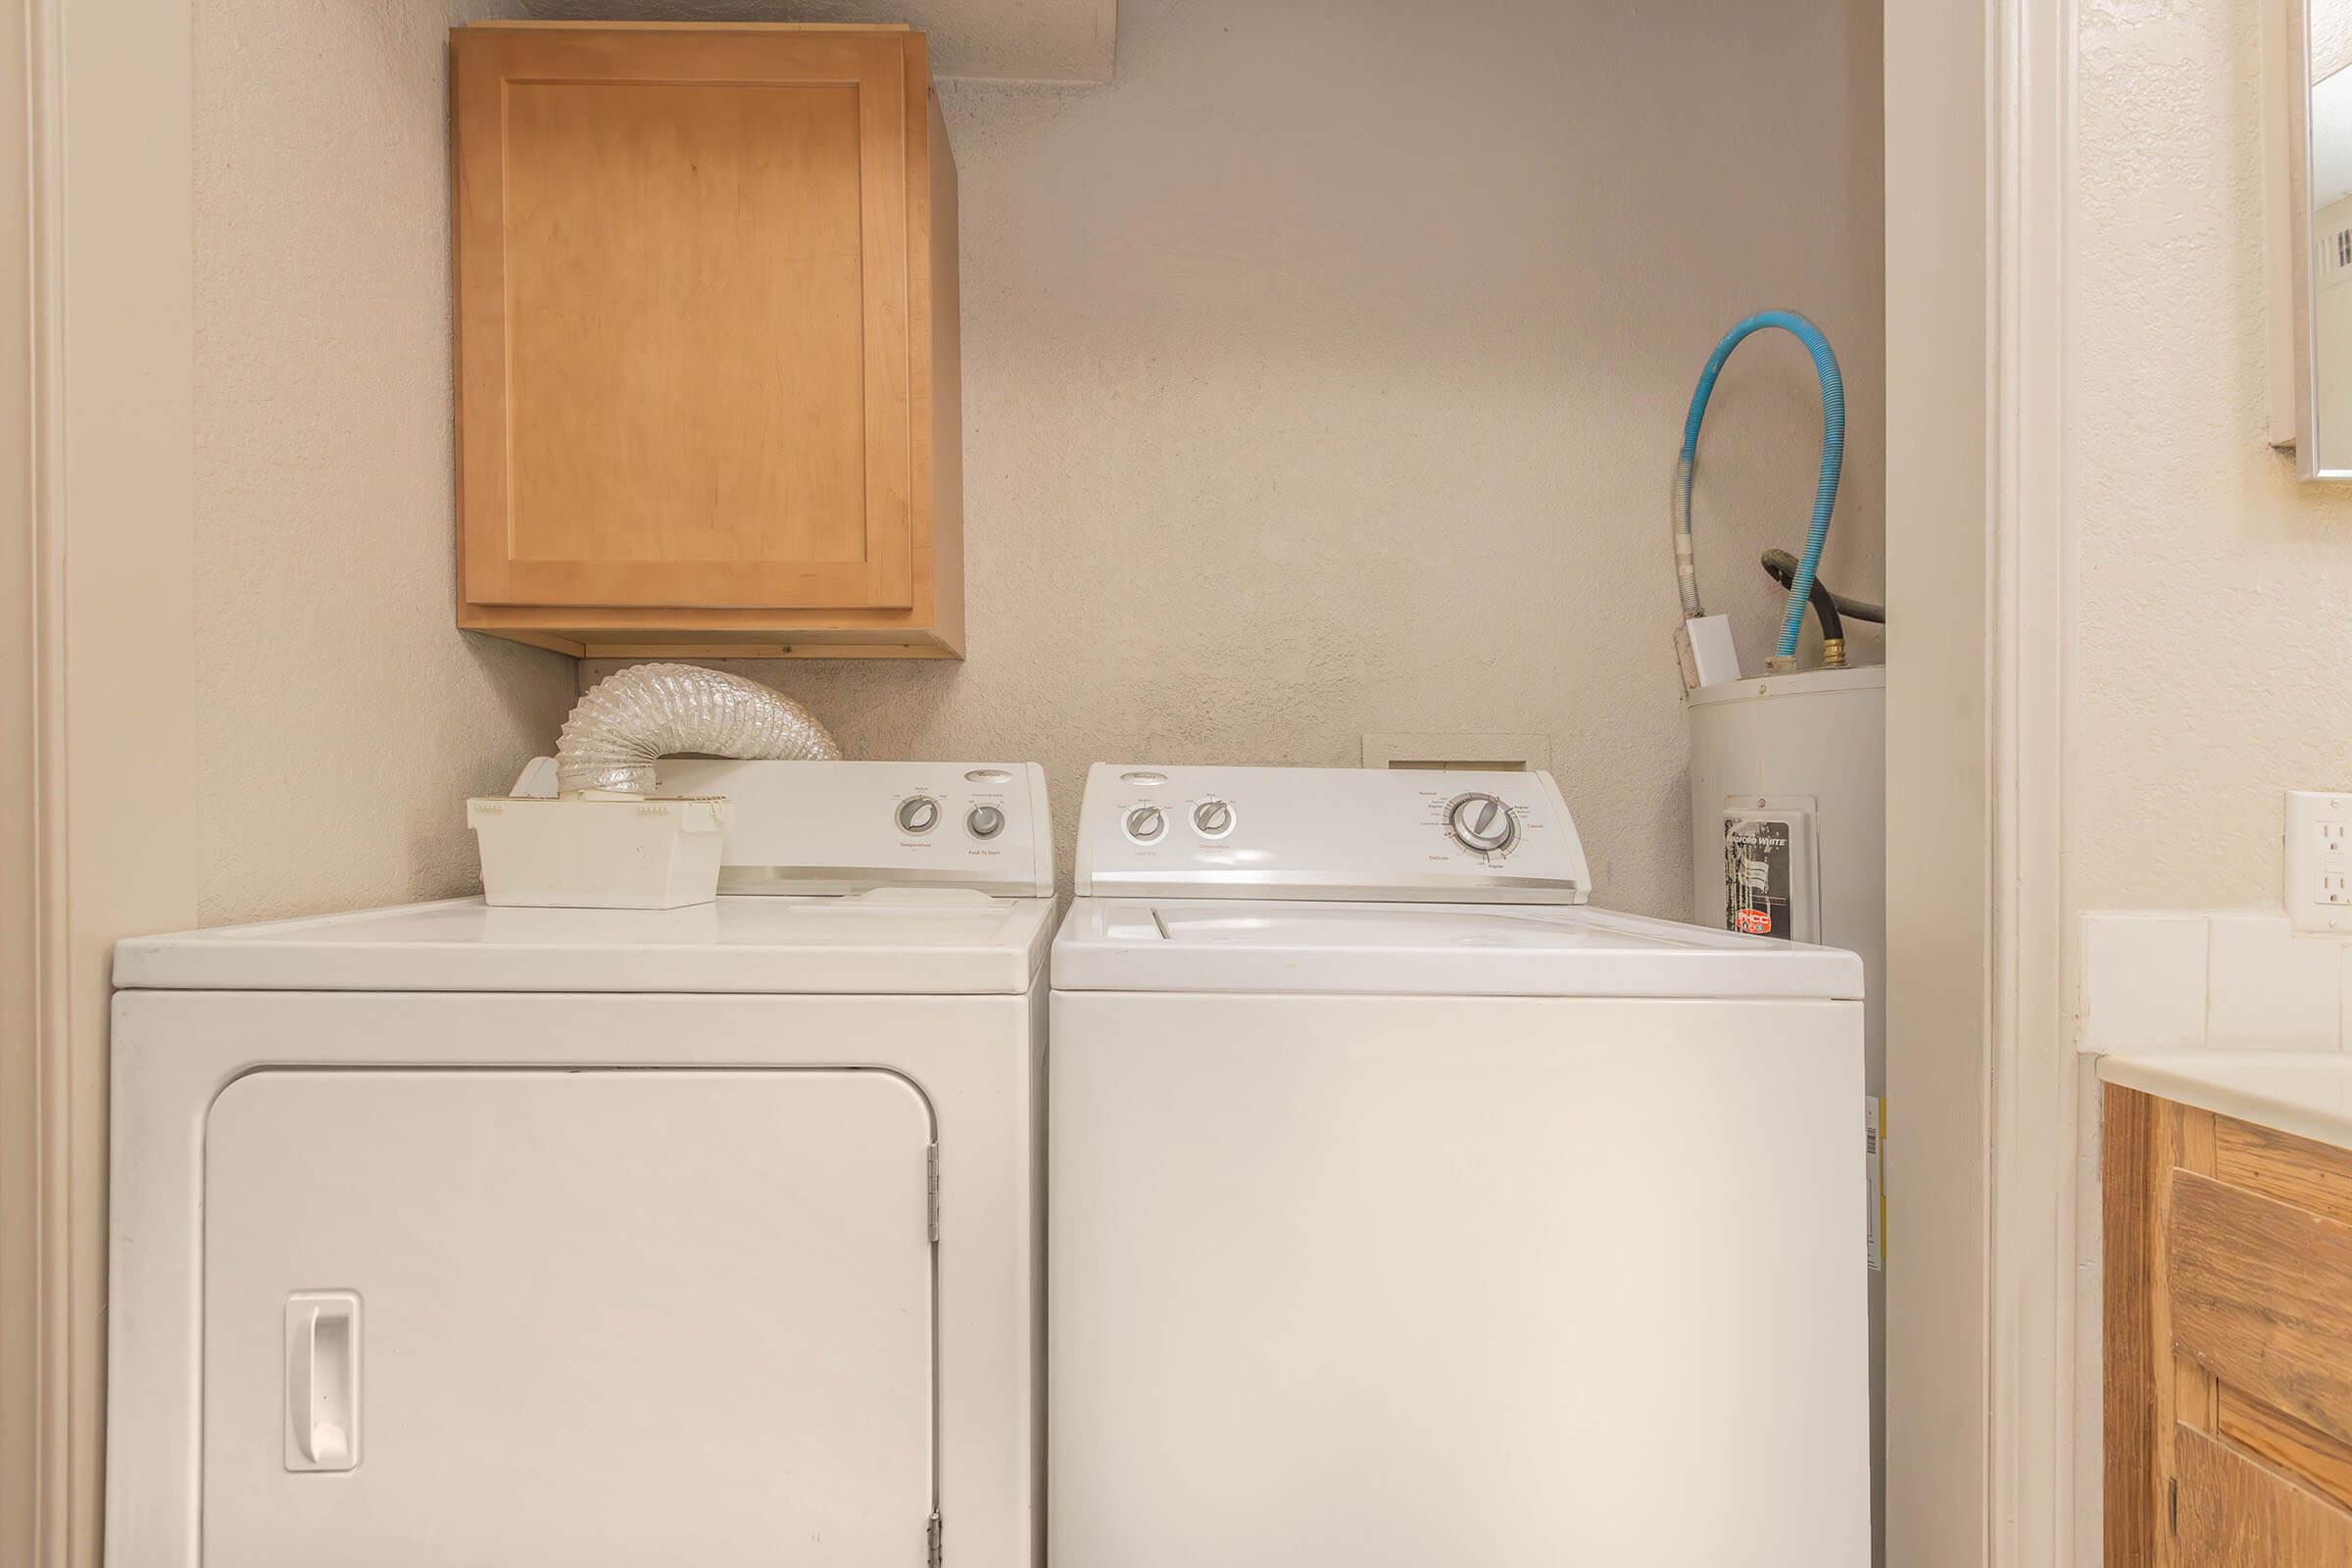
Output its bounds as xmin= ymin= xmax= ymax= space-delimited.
xmin=1723 ymin=818 xmax=1795 ymax=939
xmin=1866 ymin=1096 xmax=1885 ymax=1271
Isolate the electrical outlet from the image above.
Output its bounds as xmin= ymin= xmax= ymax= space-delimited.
xmin=2285 ymin=790 xmax=2352 ymax=933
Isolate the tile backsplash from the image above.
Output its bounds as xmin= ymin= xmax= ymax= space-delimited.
xmin=2080 ymin=910 xmax=2351 ymax=1054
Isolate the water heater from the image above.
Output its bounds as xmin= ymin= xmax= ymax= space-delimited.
xmin=1687 ymin=661 xmax=1886 ymax=1555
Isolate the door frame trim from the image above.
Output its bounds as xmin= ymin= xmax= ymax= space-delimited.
xmin=1 ymin=0 xmax=49 ymax=1559
xmin=3 ymin=2 xmax=203 ymax=1563
xmin=1885 ymin=0 xmax=2075 ymax=1562
xmin=1987 ymin=0 xmax=2076 ymax=1559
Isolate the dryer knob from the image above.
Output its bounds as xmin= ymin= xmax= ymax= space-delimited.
xmin=897 ymin=795 xmax=942 ymax=835
xmin=966 ymin=805 xmax=1005 ymax=840
xmin=1125 ymin=805 xmax=1167 ymax=843
xmin=1448 ymin=793 xmax=1517 ymax=854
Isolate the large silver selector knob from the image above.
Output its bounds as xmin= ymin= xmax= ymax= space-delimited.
xmin=1193 ymin=799 xmax=1234 ymax=837
xmin=966 ymin=805 xmax=1005 ymax=840
xmin=896 ymin=795 xmax=942 ymax=835
xmin=1448 ymin=793 xmax=1517 ymax=854
xmin=1125 ymin=804 xmax=1167 ymax=843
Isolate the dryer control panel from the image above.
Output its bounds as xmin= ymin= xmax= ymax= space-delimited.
xmin=1071 ymin=763 xmax=1590 ymax=904
xmin=664 ymin=760 xmax=1054 ymax=897
xmin=512 ymin=757 xmax=1054 ymax=897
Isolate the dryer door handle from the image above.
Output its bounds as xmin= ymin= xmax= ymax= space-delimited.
xmin=284 ymin=1291 xmax=361 ymax=1472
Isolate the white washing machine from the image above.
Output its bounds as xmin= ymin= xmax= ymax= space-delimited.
xmin=1049 ymin=763 xmax=1869 ymax=1568
xmin=106 ymin=760 xmax=1053 ymax=1568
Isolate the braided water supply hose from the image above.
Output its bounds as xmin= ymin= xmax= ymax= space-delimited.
xmin=1671 ymin=310 xmax=1846 ymax=669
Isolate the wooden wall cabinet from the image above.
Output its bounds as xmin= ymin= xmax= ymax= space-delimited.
xmin=450 ymin=24 xmax=961 ymax=660
xmin=2107 ymin=1087 xmax=2352 ymax=1564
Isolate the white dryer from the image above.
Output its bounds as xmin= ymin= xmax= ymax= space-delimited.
xmin=1050 ymin=763 xmax=1868 ymax=1568
xmin=107 ymin=760 xmax=1053 ymax=1568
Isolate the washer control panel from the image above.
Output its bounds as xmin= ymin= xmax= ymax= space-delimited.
xmin=637 ymin=759 xmax=1054 ymax=896
xmin=1446 ymin=793 xmax=1517 ymax=855
xmin=1073 ymin=763 xmax=1589 ymax=903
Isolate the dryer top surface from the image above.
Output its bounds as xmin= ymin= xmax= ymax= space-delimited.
xmin=116 ymin=892 xmax=1056 ymax=996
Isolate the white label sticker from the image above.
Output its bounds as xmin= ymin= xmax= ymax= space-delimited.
xmin=1865 ymin=1096 xmax=1886 ymax=1272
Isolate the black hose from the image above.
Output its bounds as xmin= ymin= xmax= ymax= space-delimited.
xmin=1761 ymin=550 xmax=1842 ymax=644
xmin=1761 ymin=549 xmax=1885 ymax=638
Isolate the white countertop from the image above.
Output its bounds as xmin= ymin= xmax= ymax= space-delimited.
xmin=2097 ymin=1052 xmax=2352 ymax=1152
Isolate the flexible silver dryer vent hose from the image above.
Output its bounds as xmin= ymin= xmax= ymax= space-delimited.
xmin=555 ymin=662 xmax=841 ymax=797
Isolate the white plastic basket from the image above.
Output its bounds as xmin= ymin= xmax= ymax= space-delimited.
xmin=466 ymin=795 xmax=733 ymax=910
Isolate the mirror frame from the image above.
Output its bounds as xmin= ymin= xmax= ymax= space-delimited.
xmin=2280 ymin=0 xmax=2352 ymax=477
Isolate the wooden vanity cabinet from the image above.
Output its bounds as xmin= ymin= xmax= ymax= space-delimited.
xmin=450 ymin=23 xmax=961 ymax=660
xmin=2107 ymin=1088 xmax=2352 ymax=1564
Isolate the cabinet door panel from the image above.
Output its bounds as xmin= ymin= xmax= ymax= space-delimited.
xmin=2177 ymin=1425 xmax=2352 ymax=1566
xmin=455 ymin=29 xmax=913 ymax=610
xmin=2171 ymin=1169 xmax=2352 ymax=1450
xmin=2218 ymin=1385 xmax=2352 ymax=1512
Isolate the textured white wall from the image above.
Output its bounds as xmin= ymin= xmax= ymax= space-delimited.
xmin=189 ymin=0 xmax=1881 ymax=922
xmin=2065 ymin=9 xmax=2352 ymax=1546
xmin=518 ymin=0 xmax=1118 ymax=83
xmin=195 ymin=0 xmax=578 ymax=924
xmin=2072 ymin=0 xmax=2352 ymax=914
xmin=587 ymin=0 xmax=1886 ymax=916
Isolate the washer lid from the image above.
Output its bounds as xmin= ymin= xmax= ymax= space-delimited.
xmin=1051 ymin=898 xmax=1863 ymax=1000
xmin=115 ymin=892 xmax=1055 ymax=995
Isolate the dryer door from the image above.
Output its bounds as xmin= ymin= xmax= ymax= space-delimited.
xmin=200 ymin=1067 xmax=935 ymax=1566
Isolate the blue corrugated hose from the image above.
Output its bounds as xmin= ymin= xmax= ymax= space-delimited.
xmin=1673 ymin=310 xmax=1844 ymax=662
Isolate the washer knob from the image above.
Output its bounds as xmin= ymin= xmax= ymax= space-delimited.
xmin=896 ymin=795 xmax=942 ymax=835
xmin=1193 ymin=800 xmax=1234 ymax=836
xmin=966 ymin=805 xmax=1005 ymax=840
xmin=1125 ymin=804 xmax=1167 ymax=843
xmin=1448 ymin=793 xmax=1517 ymax=854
